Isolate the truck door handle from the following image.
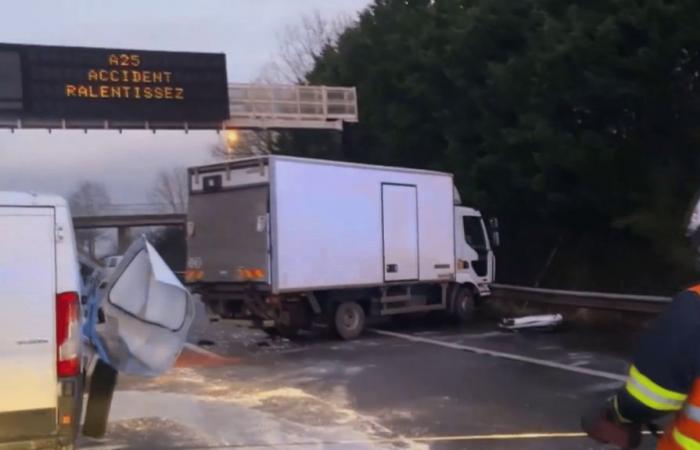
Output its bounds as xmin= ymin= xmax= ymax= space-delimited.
xmin=386 ymin=264 xmax=398 ymax=273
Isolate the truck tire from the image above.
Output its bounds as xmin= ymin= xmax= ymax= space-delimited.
xmin=333 ymin=301 xmax=365 ymax=340
xmin=453 ymin=288 xmax=476 ymax=324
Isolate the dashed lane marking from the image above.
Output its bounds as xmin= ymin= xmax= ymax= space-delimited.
xmin=372 ymin=329 xmax=627 ymax=382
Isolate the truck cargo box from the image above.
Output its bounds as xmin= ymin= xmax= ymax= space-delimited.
xmin=188 ymin=156 xmax=456 ymax=293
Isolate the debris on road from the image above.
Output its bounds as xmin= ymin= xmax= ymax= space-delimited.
xmin=499 ymin=314 xmax=564 ymax=331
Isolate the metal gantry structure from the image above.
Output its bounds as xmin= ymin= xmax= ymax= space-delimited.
xmin=0 ymin=83 xmax=358 ymax=132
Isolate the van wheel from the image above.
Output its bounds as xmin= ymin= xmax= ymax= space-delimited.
xmin=333 ymin=301 xmax=365 ymax=340
xmin=453 ymin=288 xmax=476 ymax=324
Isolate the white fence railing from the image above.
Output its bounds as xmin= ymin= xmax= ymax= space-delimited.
xmin=228 ymin=84 xmax=358 ymax=124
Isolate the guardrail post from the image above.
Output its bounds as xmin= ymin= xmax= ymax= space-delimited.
xmin=321 ymin=85 xmax=328 ymax=120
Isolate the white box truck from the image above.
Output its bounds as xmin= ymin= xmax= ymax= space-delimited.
xmin=186 ymin=156 xmax=496 ymax=339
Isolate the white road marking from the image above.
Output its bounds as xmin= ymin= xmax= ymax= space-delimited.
xmin=372 ymin=329 xmax=627 ymax=382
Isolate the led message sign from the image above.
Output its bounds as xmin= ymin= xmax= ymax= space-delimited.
xmin=0 ymin=43 xmax=229 ymax=123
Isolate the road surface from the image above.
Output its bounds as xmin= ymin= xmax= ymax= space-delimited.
xmin=78 ymin=315 xmax=655 ymax=450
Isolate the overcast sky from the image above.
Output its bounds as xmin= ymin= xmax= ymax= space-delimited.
xmin=0 ymin=0 xmax=371 ymax=203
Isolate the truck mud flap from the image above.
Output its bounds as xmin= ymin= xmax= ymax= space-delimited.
xmin=82 ymin=359 xmax=118 ymax=438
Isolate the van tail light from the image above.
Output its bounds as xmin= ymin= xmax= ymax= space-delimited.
xmin=56 ymin=292 xmax=81 ymax=378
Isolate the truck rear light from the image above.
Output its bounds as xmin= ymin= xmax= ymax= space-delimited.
xmin=239 ymin=268 xmax=265 ymax=280
xmin=185 ymin=269 xmax=204 ymax=282
xmin=56 ymin=292 xmax=81 ymax=377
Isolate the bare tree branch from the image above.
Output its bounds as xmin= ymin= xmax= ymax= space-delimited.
xmin=258 ymin=10 xmax=355 ymax=84
xmin=68 ymin=181 xmax=112 ymax=258
xmin=149 ymin=168 xmax=188 ymax=213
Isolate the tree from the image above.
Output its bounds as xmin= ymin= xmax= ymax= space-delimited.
xmin=284 ymin=0 xmax=700 ymax=293
xmin=258 ymin=10 xmax=355 ymax=84
xmin=150 ymin=168 xmax=188 ymax=213
xmin=69 ymin=181 xmax=112 ymax=259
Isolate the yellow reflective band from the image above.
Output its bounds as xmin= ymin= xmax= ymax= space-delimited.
xmin=630 ymin=366 xmax=687 ymax=401
xmin=625 ymin=366 xmax=687 ymax=411
xmin=673 ymin=428 xmax=700 ymax=450
xmin=626 ymin=382 xmax=682 ymax=411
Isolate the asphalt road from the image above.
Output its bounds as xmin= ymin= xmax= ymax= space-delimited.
xmin=78 ymin=315 xmax=658 ymax=450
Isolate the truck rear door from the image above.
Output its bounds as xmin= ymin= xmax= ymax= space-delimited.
xmin=0 ymin=207 xmax=57 ymax=432
xmin=188 ymin=186 xmax=270 ymax=284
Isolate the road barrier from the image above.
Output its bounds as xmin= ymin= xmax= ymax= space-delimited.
xmin=491 ymin=284 xmax=671 ymax=314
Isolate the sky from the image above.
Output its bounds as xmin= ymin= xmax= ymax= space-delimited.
xmin=0 ymin=0 xmax=371 ymax=203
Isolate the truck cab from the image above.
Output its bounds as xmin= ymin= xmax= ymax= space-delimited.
xmin=454 ymin=206 xmax=496 ymax=297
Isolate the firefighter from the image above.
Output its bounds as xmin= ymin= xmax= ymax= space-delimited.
xmin=582 ymin=199 xmax=700 ymax=449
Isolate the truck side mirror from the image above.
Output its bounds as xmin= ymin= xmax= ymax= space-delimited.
xmin=488 ymin=217 xmax=500 ymax=248
xmin=491 ymin=230 xmax=500 ymax=248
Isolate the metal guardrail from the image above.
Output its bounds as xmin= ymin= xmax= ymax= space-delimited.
xmin=491 ymin=283 xmax=671 ymax=314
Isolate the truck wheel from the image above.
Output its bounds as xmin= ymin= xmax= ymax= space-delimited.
xmin=453 ymin=288 xmax=476 ymax=324
xmin=333 ymin=301 xmax=365 ymax=340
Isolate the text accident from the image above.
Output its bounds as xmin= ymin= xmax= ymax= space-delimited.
xmin=64 ymin=53 xmax=185 ymax=101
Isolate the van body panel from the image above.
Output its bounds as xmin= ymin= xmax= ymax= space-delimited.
xmin=0 ymin=207 xmax=57 ymax=413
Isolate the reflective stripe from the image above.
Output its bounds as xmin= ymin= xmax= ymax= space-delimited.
xmin=676 ymin=414 xmax=700 ymax=442
xmin=630 ymin=366 xmax=688 ymax=402
xmin=626 ymin=381 xmax=683 ymax=411
xmin=625 ymin=366 xmax=687 ymax=411
xmin=687 ymin=405 xmax=700 ymax=423
xmin=674 ymin=428 xmax=700 ymax=450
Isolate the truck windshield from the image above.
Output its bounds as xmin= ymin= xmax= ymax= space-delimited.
xmin=463 ymin=216 xmax=488 ymax=250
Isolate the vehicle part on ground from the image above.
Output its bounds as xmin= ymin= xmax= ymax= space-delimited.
xmin=499 ymin=314 xmax=563 ymax=331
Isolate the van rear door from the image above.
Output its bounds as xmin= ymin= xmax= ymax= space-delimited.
xmin=0 ymin=207 xmax=57 ymax=422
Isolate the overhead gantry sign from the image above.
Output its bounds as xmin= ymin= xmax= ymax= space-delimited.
xmin=0 ymin=43 xmax=229 ymax=130
xmin=0 ymin=43 xmax=358 ymax=131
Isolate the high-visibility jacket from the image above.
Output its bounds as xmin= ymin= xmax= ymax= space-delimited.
xmin=614 ymin=286 xmax=700 ymax=449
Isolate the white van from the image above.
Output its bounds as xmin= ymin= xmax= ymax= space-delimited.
xmin=0 ymin=192 xmax=83 ymax=449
